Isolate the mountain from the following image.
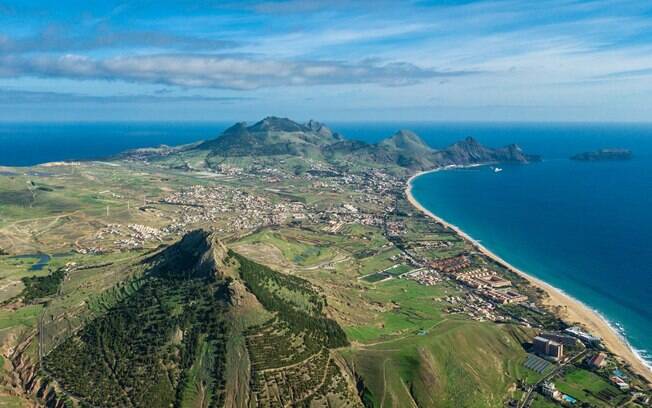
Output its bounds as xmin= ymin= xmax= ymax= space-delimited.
xmin=197 ymin=116 xmax=341 ymax=157
xmin=436 ymin=137 xmax=539 ymax=165
xmin=379 ymin=129 xmax=432 ymax=154
xmin=324 ymin=133 xmax=538 ymax=170
xmin=192 ymin=117 xmax=539 ymax=170
xmin=42 ymin=229 xmax=355 ymax=407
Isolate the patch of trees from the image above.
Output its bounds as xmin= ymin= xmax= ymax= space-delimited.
xmin=44 ymin=269 xmax=231 ymax=408
xmin=21 ymin=269 xmax=65 ymax=303
xmin=233 ymin=251 xmax=347 ymax=349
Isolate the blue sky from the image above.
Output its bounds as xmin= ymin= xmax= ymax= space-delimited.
xmin=1 ymin=0 xmax=652 ymax=122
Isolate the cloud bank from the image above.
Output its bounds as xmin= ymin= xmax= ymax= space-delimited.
xmin=0 ymin=54 xmax=474 ymax=90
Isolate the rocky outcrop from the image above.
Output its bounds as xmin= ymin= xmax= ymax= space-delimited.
xmin=437 ymin=137 xmax=539 ymax=165
xmin=146 ymin=229 xmax=235 ymax=279
xmin=571 ymin=148 xmax=632 ymax=161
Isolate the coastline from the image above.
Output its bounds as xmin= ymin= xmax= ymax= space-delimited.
xmin=405 ymin=167 xmax=652 ymax=384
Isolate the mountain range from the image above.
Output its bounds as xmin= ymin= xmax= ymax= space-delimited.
xmin=191 ymin=117 xmax=539 ymax=170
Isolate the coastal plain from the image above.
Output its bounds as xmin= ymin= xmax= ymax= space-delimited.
xmin=0 ymin=117 xmax=649 ymax=407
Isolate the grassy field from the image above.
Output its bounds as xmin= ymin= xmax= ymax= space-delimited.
xmin=384 ymin=263 xmax=413 ymax=276
xmin=235 ymin=228 xmax=343 ymax=267
xmin=345 ymin=279 xmax=458 ymax=343
xmin=555 ymin=367 xmax=627 ymax=407
xmin=0 ymin=304 xmax=42 ymax=331
xmin=343 ymin=321 xmax=532 ymax=408
xmin=530 ymin=394 xmax=560 ymax=408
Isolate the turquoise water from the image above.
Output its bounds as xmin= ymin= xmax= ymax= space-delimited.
xmin=405 ymin=124 xmax=652 ymax=370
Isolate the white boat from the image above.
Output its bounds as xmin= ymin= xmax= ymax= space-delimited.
xmin=493 ymin=167 xmax=503 ymax=173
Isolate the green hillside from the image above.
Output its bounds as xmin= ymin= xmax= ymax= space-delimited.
xmin=185 ymin=117 xmax=539 ymax=172
xmin=40 ymin=230 xmax=359 ymax=407
xmin=344 ymin=321 xmax=532 ymax=408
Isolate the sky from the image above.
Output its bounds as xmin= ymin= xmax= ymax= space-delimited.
xmin=1 ymin=0 xmax=652 ymax=122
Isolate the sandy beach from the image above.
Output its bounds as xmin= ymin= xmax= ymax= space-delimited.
xmin=406 ymin=169 xmax=652 ymax=384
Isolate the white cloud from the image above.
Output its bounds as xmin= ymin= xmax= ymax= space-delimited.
xmin=0 ymin=53 xmax=476 ymax=90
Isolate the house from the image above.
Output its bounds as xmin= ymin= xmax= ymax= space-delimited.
xmin=588 ymin=352 xmax=607 ymax=369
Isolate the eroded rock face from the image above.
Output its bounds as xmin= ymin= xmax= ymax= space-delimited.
xmin=4 ymin=333 xmax=67 ymax=408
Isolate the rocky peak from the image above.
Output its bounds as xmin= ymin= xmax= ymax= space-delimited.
xmin=248 ymin=116 xmax=308 ymax=133
xmin=223 ymin=122 xmax=248 ymax=135
xmin=305 ymin=119 xmax=335 ymax=139
xmin=147 ymin=229 xmax=232 ymax=280
xmin=380 ymin=129 xmax=432 ymax=152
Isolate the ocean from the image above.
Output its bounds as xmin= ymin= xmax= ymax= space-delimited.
xmin=2 ymin=121 xmax=651 ymax=368
xmin=0 ymin=122 xmax=230 ymax=167
xmin=399 ymin=123 xmax=652 ymax=370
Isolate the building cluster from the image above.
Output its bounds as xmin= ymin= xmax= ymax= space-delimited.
xmin=539 ymin=331 xmax=579 ymax=347
xmin=411 ymin=240 xmax=455 ymax=250
xmin=128 ymin=224 xmax=163 ymax=241
xmin=429 ymin=255 xmax=471 ymax=274
xmin=403 ymin=268 xmax=441 ymax=286
xmin=74 ymin=166 xmax=407 ymax=254
xmin=478 ymin=287 xmax=528 ymax=304
xmin=160 ymin=185 xmax=313 ymax=234
xmin=89 ymin=223 xmax=164 ymax=251
xmin=428 ymin=256 xmax=529 ymax=305
xmin=386 ymin=220 xmax=406 ymax=237
xmin=73 ymin=245 xmax=106 ymax=255
xmin=443 ymin=293 xmax=509 ymax=322
xmin=212 ymin=163 xmax=244 ymax=176
xmin=610 ymin=374 xmax=631 ymax=391
xmin=313 ymin=169 xmax=403 ymax=197
xmin=564 ymin=326 xmax=602 ymax=346
xmin=158 ymin=175 xmax=397 ymax=237
xmin=540 ymin=382 xmax=576 ymax=405
xmin=320 ymin=204 xmax=383 ymax=233
xmin=533 ymin=335 xmax=564 ymax=361
xmin=451 ymin=267 xmax=512 ymax=289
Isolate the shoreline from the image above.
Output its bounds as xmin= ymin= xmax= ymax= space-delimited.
xmin=405 ymin=167 xmax=652 ymax=384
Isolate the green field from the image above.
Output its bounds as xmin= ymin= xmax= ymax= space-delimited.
xmin=345 ymin=279 xmax=458 ymax=343
xmin=0 ymin=304 xmax=42 ymax=331
xmin=384 ymin=263 xmax=413 ymax=276
xmin=530 ymin=394 xmax=560 ymax=408
xmin=236 ymin=228 xmax=341 ymax=267
xmin=343 ymin=321 xmax=531 ymax=408
xmin=360 ymin=272 xmax=391 ymax=283
xmin=555 ymin=367 xmax=627 ymax=407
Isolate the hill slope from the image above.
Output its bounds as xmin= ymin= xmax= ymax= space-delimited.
xmin=197 ymin=117 xmax=342 ymax=158
xmin=42 ymin=230 xmax=359 ymax=408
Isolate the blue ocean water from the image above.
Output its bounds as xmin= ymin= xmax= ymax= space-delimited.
xmin=397 ymin=123 xmax=652 ymax=370
xmin=0 ymin=122 xmax=229 ymax=166
xmin=2 ymin=121 xmax=651 ymax=368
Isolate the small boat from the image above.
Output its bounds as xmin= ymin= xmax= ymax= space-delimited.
xmin=493 ymin=167 xmax=503 ymax=173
